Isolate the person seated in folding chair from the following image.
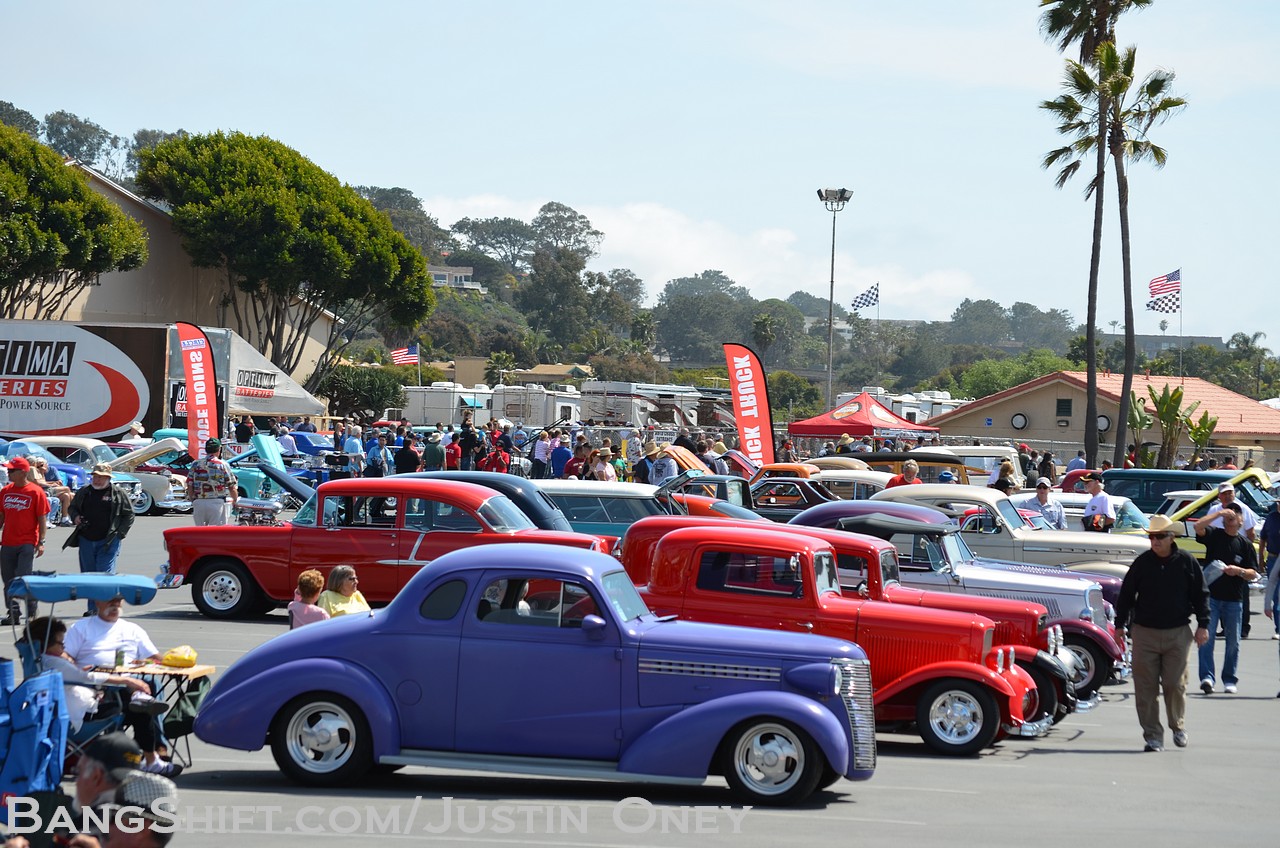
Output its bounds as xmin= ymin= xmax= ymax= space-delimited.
xmin=27 ymin=617 xmax=157 ymax=737
xmin=63 ymin=596 xmax=182 ymax=778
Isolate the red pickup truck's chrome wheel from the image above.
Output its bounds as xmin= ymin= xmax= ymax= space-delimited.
xmin=721 ymin=720 xmax=823 ymax=804
xmin=916 ymin=679 xmax=1000 ymax=756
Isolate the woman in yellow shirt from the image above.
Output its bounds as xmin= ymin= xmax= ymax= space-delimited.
xmin=317 ymin=565 xmax=371 ymax=617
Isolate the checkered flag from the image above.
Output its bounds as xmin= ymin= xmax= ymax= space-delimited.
xmin=850 ymin=283 xmax=879 ymax=310
xmin=1146 ymin=292 xmax=1180 ymax=314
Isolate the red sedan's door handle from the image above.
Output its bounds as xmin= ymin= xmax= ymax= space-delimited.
xmin=789 ymin=622 xmax=814 ymax=631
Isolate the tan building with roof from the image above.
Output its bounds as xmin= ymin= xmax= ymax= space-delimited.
xmin=927 ymin=371 xmax=1280 ymax=459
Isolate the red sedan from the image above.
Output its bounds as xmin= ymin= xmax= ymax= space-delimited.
xmin=160 ymin=477 xmax=609 ymax=618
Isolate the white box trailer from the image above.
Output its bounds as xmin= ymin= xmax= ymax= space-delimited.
xmin=580 ymin=380 xmax=702 ymax=428
xmin=385 ymin=383 xmax=494 ymax=428
xmin=490 ymin=384 xmax=581 ymax=428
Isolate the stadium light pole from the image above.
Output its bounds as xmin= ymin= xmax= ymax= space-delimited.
xmin=818 ymin=188 xmax=853 ymax=411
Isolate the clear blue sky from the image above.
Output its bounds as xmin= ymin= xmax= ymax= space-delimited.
xmin=5 ymin=1 xmax=1275 ymax=340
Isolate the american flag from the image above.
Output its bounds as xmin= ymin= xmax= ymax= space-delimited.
xmin=1146 ymin=292 xmax=1180 ymax=314
xmin=390 ymin=343 xmax=419 ymax=365
xmin=1148 ymin=268 xmax=1181 ymax=297
xmin=850 ymin=283 xmax=879 ymax=310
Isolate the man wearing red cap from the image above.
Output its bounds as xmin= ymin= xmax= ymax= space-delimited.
xmin=0 ymin=456 xmax=50 ymax=625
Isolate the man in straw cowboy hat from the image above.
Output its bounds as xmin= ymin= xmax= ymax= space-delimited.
xmin=1114 ymin=514 xmax=1210 ymax=752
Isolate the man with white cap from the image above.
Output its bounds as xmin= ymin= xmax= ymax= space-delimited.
xmin=1207 ymin=480 xmax=1259 ymax=637
xmin=1079 ymin=472 xmax=1115 ymax=532
xmin=1114 ymin=514 xmax=1210 ymax=752
xmin=1017 ymin=478 xmax=1068 ymax=530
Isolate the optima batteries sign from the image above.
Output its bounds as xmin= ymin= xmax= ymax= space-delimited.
xmin=0 ymin=323 xmax=149 ymax=437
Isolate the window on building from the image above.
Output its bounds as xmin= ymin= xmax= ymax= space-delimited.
xmin=1055 ymin=398 xmax=1073 ymax=417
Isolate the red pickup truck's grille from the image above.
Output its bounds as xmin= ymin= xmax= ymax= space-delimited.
xmin=637 ymin=659 xmax=781 ymax=681
xmin=861 ymin=633 xmax=968 ymax=679
xmin=991 ymin=620 xmax=1020 ymax=647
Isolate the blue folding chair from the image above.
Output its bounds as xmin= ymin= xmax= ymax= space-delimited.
xmin=0 ymin=659 xmax=67 ymax=800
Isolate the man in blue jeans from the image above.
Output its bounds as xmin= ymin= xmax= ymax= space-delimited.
xmin=69 ymin=463 xmax=135 ymax=613
xmin=1194 ymin=504 xmax=1258 ymax=694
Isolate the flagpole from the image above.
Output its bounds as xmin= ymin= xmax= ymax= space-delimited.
xmin=876 ymin=281 xmax=882 ymax=385
xmin=1178 ymin=272 xmax=1184 ymax=382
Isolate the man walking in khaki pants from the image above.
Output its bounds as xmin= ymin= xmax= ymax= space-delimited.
xmin=1114 ymin=514 xmax=1210 ymax=752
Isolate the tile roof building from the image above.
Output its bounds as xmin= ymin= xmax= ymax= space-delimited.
xmin=926 ymin=371 xmax=1280 ymax=458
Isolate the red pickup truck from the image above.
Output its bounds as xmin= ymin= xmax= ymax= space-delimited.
xmin=626 ymin=524 xmax=1044 ymax=755
xmin=624 ymin=515 xmax=1081 ymax=725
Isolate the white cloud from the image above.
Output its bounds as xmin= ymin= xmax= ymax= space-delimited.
xmin=426 ymin=194 xmax=977 ymax=319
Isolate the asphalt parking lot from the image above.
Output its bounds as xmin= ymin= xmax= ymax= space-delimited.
xmin=9 ymin=513 xmax=1277 ymax=847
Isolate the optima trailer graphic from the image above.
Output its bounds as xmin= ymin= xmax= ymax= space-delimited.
xmin=0 ymin=323 xmax=156 ymax=438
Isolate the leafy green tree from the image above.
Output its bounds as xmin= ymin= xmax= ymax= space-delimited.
xmin=0 ymin=101 xmax=40 ymax=138
xmin=586 ymin=267 xmax=645 ymax=334
xmin=588 ymin=350 xmax=668 ymax=383
xmin=948 ymin=299 xmax=1013 ymax=346
xmin=357 ymin=186 xmax=457 ymax=261
xmin=959 ymin=349 xmax=1077 ymax=398
xmin=768 ymin=370 xmax=822 ymax=419
xmin=630 ymin=310 xmax=657 ymax=349
xmin=1040 ymin=0 xmax=1150 ymax=467
xmin=316 ymin=365 xmax=407 ymax=420
xmin=786 ymin=289 xmax=848 ymax=321
xmin=518 ymin=247 xmax=591 ymax=353
xmin=41 ymin=110 xmax=121 ymax=171
xmin=135 ymin=131 xmax=433 ymax=386
xmin=531 ymin=202 xmax=603 ymax=260
xmin=0 ymin=124 xmax=148 ymax=319
xmin=1008 ymin=302 xmax=1076 ymax=352
xmin=451 ymin=216 xmax=537 ymax=273
xmin=653 ymin=271 xmax=755 ymax=362
xmin=125 ymin=129 xmax=187 ymax=181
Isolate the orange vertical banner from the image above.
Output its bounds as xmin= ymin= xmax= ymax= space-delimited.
xmin=174 ymin=322 xmax=219 ymax=452
xmin=722 ymin=343 xmax=775 ymax=466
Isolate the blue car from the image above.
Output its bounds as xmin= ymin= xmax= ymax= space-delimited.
xmin=194 ymin=544 xmax=877 ymax=804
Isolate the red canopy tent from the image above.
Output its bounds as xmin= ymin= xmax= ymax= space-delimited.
xmin=787 ymin=392 xmax=939 ymax=438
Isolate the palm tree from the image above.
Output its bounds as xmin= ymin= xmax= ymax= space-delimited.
xmin=1103 ymin=45 xmax=1185 ymax=464
xmin=1042 ymin=41 xmax=1185 ymax=465
xmin=1039 ymin=0 xmax=1149 ymax=467
xmin=752 ymin=314 xmax=778 ymax=365
xmin=484 ymin=351 xmax=518 ymax=386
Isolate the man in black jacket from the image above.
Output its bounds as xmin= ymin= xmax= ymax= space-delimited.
xmin=68 ymin=463 xmax=135 ymax=614
xmin=1114 ymin=514 xmax=1209 ymax=752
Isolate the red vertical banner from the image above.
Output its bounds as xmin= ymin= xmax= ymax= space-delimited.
xmin=174 ymin=322 xmax=219 ymax=452
xmin=722 ymin=343 xmax=775 ymax=466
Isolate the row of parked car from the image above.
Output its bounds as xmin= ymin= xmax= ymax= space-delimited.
xmin=162 ymin=446 xmax=1181 ymax=804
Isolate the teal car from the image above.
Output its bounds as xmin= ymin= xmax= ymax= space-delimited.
xmin=149 ymin=430 xmax=291 ymax=498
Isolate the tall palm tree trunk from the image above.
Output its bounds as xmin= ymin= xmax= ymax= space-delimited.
xmin=1112 ymin=144 xmax=1136 ymax=467
xmin=1085 ymin=102 xmax=1108 ymax=467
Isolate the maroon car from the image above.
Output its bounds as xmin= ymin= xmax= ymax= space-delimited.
xmin=159 ymin=477 xmax=609 ymax=618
